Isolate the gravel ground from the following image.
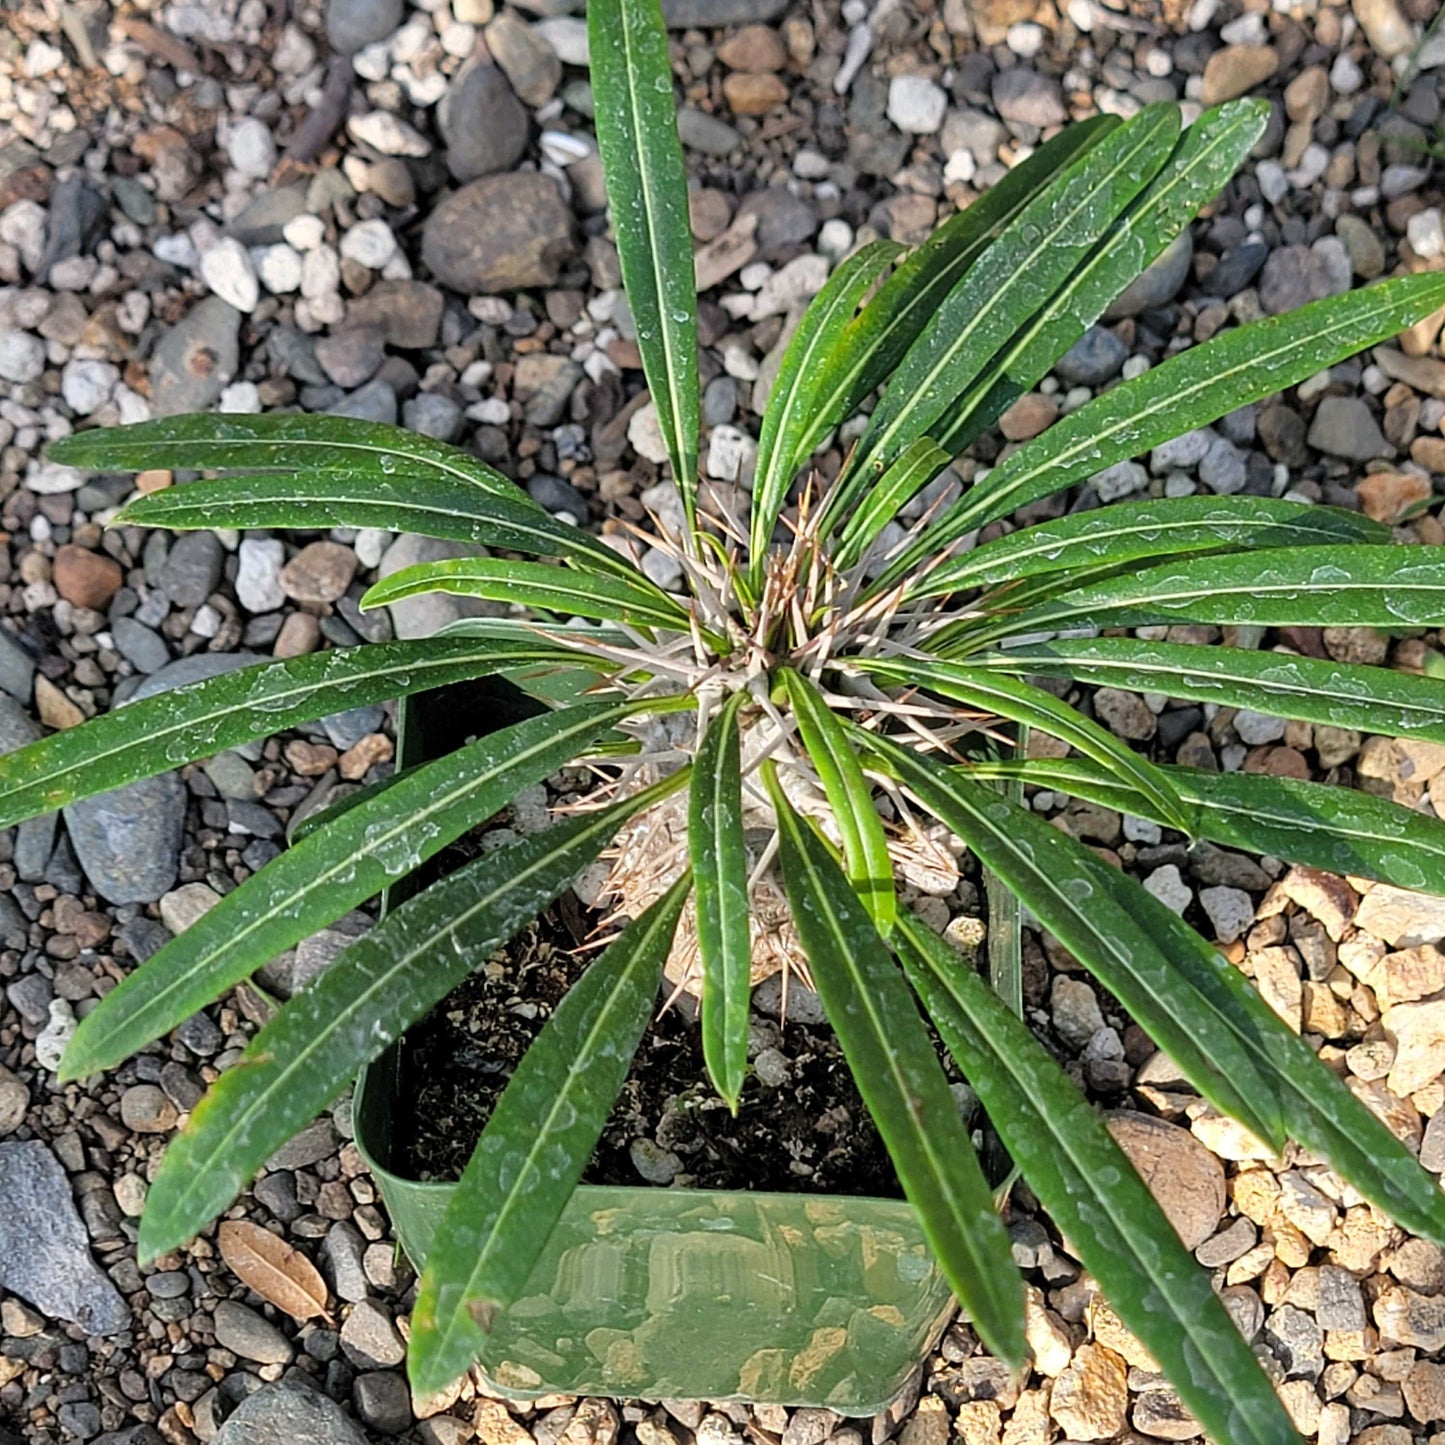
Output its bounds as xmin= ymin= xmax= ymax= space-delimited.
xmin=7 ymin=0 xmax=1445 ymax=1440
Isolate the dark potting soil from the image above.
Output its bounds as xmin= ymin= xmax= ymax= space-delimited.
xmin=392 ymin=906 xmax=906 ymax=1196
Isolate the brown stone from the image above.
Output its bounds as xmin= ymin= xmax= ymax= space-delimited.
xmin=53 ymin=544 xmax=123 ymax=610
xmin=723 ymin=72 xmax=790 ymax=114
xmin=1356 ymin=469 xmax=1432 ymax=522
xmin=279 ymin=541 xmax=357 ymax=604
xmin=340 ymin=733 xmax=394 ymax=781
xmin=35 ymin=675 xmax=84 ymax=730
xmin=999 ymin=393 xmax=1059 ymax=442
xmin=717 ymin=24 xmax=787 ymax=72
xmin=1201 ymin=45 xmax=1279 ymax=105
xmin=1107 ymin=1111 xmax=1226 ymax=1249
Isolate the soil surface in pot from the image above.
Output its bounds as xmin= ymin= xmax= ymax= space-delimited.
xmin=393 ymin=908 xmax=907 ymax=1196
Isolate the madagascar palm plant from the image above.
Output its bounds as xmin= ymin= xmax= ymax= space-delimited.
xmin=17 ymin=0 xmax=1445 ymax=1429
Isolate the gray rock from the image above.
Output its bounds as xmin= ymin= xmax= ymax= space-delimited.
xmin=527 ymin=472 xmax=589 ymax=519
xmin=39 ymin=176 xmax=108 ymax=276
xmin=1208 ymin=240 xmax=1269 ymax=297
xmin=151 ymin=298 xmax=241 ymax=416
xmin=1054 ymin=325 xmax=1126 ymax=386
xmin=315 ymin=327 xmax=386 ymax=389
xmin=0 ymin=626 xmax=36 ymax=702
xmin=339 ymin=1299 xmax=406 ymax=1368
xmin=111 ymin=617 xmax=171 ymax=673
xmin=7 ymin=975 xmax=53 ymax=1027
xmin=214 ymin=1300 xmax=294 ymax=1365
xmin=1316 ymin=1265 xmax=1366 ymax=1331
xmin=326 ymin=0 xmax=403 ymax=54
xmin=65 ymin=772 xmax=186 ymax=904
xmin=213 ymin=1381 xmax=368 ymax=1445
xmin=402 ymin=393 xmax=464 ymax=442
xmin=353 ymin=1372 xmax=411 ymax=1434
xmin=422 ymin=173 xmax=575 ymax=294
xmin=440 ymin=63 xmax=529 ymax=182
xmin=676 ymin=108 xmax=743 ymax=156
xmin=321 ymin=708 xmax=386 ymax=750
xmin=991 ymin=68 xmax=1068 ymax=128
xmin=230 ymin=186 xmax=309 ymax=246
xmin=661 ymin=0 xmax=787 ymax=21
xmin=15 ymin=812 xmax=58 ymax=882
xmin=160 ymin=531 xmax=225 ymax=607
xmin=1258 ymin=244 xmax=1332 ymax=315
xmin=1199 ymin=435 xmax=1248 ymax=494
xmin=329 ymin=379 xmax=397 ymax=425
xmin=0 ymin=693 xmax=41 ymax=753
xmin=0 ymin=1141 xmax=129 ymax=1334
xmin=131 ymin=652 xmax=260 ymax=699
xmin=1263 ymin=1303 xmax=1324 ymax=1380
xmin=345 ymin=281 xmax=446 ymax=350
xmin=324 ymin=1221 xmax=370 ymax=1303
xmin=1104 ymin=230 xmax=1193 ymax=319
xmin=1307 ymin=395 xmax=1388 ymax=460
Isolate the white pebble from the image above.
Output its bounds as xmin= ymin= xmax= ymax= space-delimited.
xmin=347 ymin=111 xmax=431 ymax=157
xmin=219 ymin=381 xmax=262 ymax=413
xmin=1006 ymin=22 xmax=1044 ymax=56
xmin=61 ymin=358 xmax=119 ymax=415
xmin=24 ymin=38 xmax=65 ymax=76
xmin=340 ymin=218 xmax=398 ymax=269
xmin=236 ymin=538 xmax=287 ymax=614
xmin=226 ymin=117 xmax=277 ymax=178
xmin=887 ymin=74 xmax=948 ymax=135
xmin=1330 ymin=52 xmax=1363 ymax=93
xmin=1408 ymin=207 xmax=1445 ymax=259
xmin=0 ymin=332 xmax=45 ymax=384
xmin=818 ymin=217 xmax=854 ymax=261
xmin=282 ymin=213 xmax=326 ymax=251
xmin=301 ymin=245 xmax=341 ymax=301
xmin=200 ymin=237 xmax=259 ymax=312
xmin=1143 ymin=864 xmax=1192 ymax=916
xmin=706 ymin=425 xmax=759 ymax=488
xmin=255 ymin=242 xmax=304 ymax=294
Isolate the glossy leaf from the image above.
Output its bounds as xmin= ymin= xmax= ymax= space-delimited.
xmin=361 ymin=557 xmax=697 ymax=636
xmin=974 ymin=755 xmax=1445 ymax=899
xmin=797 ymin=118 xmax=1120 ymax=484
xmin=764 ymin=763 xmax=1025 ymax=1367
xmin=970 ymin=638 xmax=1445 ymax=743
xmin=933 ymin=100 xmax=1269 ymax=458
xmin=411 ymin=878 xmax=688 ymax=1394
xmin=895 ymin=915 xmax=1302 ymax=1445
xmin=829 ymin=106 xmax=1179 ymax=522
xmin=859 ymin=734 xmax=1285 ymax=1147
xmin=137 ymin=787 xmax=675 ymax=1262
xmin=750 ymin=240 xmax=904 ymax=570
xmin=589 ymin=0 xmax=699 ymax=519
xmin=114 ymin=471 xmax=632 ymax=580
xmin=909 ymin=496 xmax=1391 ymax=600
xmin=0 ymin=639 xmax=579 ymax=831
xmin=833 ymin=438 xmax=952 ymax=572
xmin=689 ymin=691 xmax=751 ymax=1110
xmin=875 ymin=271 xmax=1445 ymax=589
xmin=854 ymin=656 xmax=1190 ymax=835
xmin=1008 ymin=544 xmax=1445 ymax=634
xmin=780 ymin=669 xmax=895 ymax=927
xmin=61 ymin=701 xmax=640 ymax=1079
xmin=51 ymin=413 xmax=526 ymax=498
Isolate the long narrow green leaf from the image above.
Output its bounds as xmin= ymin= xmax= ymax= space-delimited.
xmin=137 ymin=782 xmax=681 ymax=1262
xmin=874 ymin=271 xmax=1445 ymax=591
xmin=797 ymin=118 xmax=1120 ymax=485
xmin=689 ymin=691 xmax=751 ymax=1110
xmin=763 ymin=762 xmax=1025 ymax=1367
xmin=61 ymin=700 xmax=644 ymax=1079
xmin=780 ymin=669 xmax=894 ymax=927
xmin=833 ymin=438 xmax=951 ymax=571
xmin=360 ymin=558 xmax=698 ymax=637
xmin=589 ymin=0 xmax=699 ymax=521
xmin=909 ymin=497 xmax=1391 ymax=601
xmin=409 ymin=876 xmax=689 ymax=1395
xmin=859 ymin=734 xmax=1284 ymax=1147
xmin=750 ymin=240 xmax=904 ymax=572
xmin=854 ymin=656 xmax=1190 ymax=836
xmin=895 ymin=915 xmax=1302 ymax=1445
xmin=973 ymin=755 xmax=1445 ymax=899
xmin=113 ymin=473 xmax=634 ymax=582
xmin=50 ymin=414 xmax=528 ymax=501
xmin=0 ymin=639 xmax=578 ymax=830
xmin=827 ymin=106 xmax=1179 ymax=526
xmin=933 ymin=99 xmax=1269 ymax=458
xmin=1003 ymin=544 xmax=1445 ymax=635
xmin=971 ymin=638 xmax=1445 ymax=743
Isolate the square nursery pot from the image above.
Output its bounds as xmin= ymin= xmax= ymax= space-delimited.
xmin=353 ymin=678 xmax=955 ymax=1413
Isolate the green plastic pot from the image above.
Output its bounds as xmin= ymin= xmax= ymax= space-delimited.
xmin=353 ymin=679 xmax=954 ymax=1412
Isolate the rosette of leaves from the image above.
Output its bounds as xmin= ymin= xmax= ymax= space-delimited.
xmin=17 ymin=0 xmax=1445 ymax=1426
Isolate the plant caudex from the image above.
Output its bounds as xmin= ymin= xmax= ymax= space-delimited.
xmin=20 ymin=0 xmax=1445 ymax=1427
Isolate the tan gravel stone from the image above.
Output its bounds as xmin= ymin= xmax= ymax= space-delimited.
xmin=1023 ymin=1288 xmax=1072 ymax=1376
xmin=1132 ymin=1385 xmax=1202 ymax=1439
xmin=1048 ymin=1343 xmax=1127 ymax=1440
xmin=1376 ymin=1287 xmax=1445 ymax=1349
xmin=954 ymin=1401 xmax=1002 ymax=1445
xmin=897 ymin=1395 xmax=948 ymax=1445
xmin=1201 ymin=44 xmax=1279 ymax=104
xmin=1359 ymin=885 xmax=1445 ymax=947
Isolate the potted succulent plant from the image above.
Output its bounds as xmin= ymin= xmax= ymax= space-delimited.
xmin=15 ymin=0 xmax=1445 ymax=1431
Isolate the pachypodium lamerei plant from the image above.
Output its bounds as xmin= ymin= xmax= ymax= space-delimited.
xmin=16 ymin=0 xmax=1445 ymax=1427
